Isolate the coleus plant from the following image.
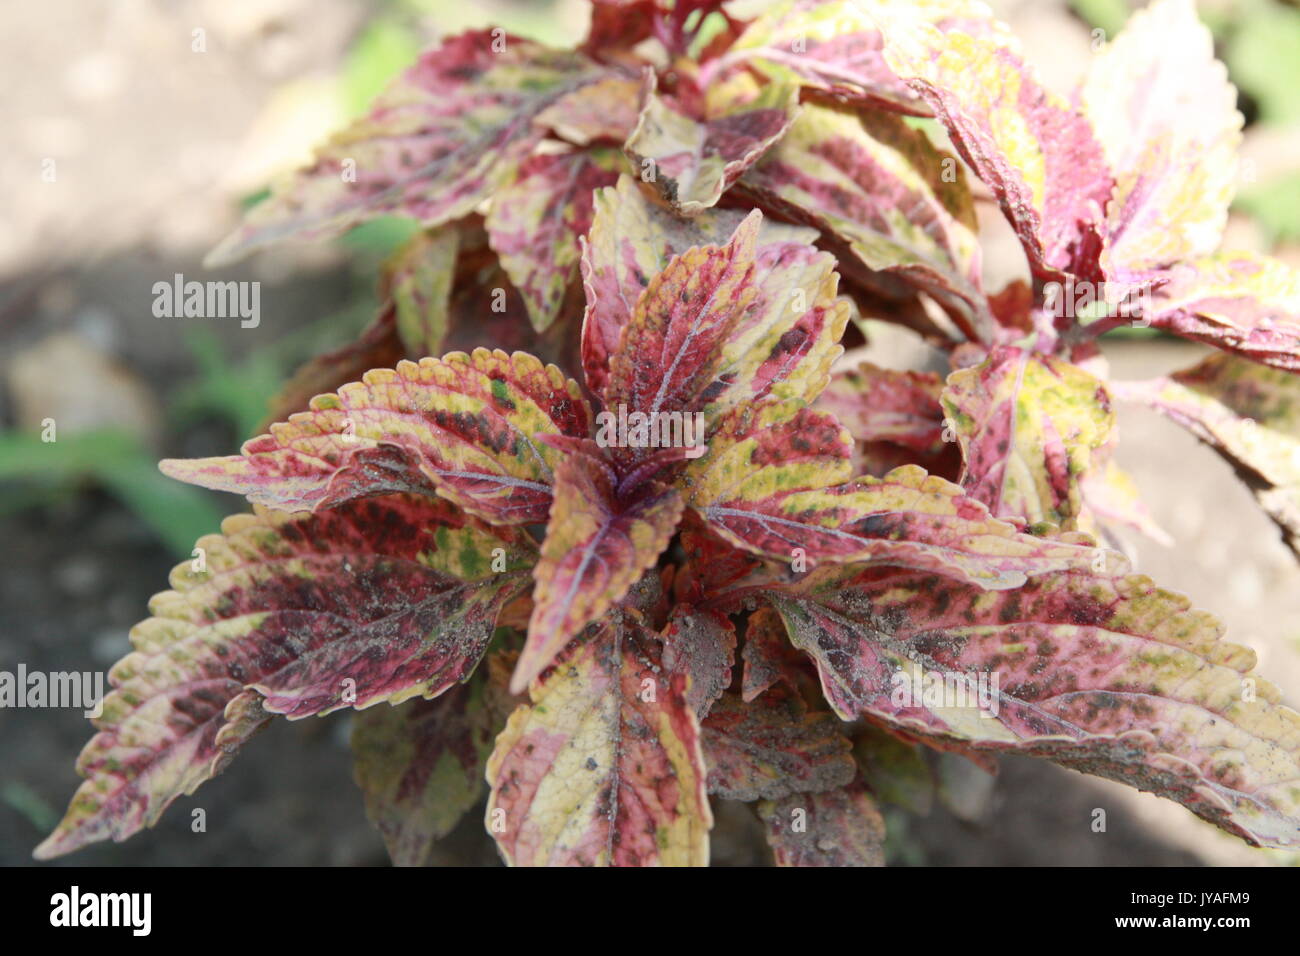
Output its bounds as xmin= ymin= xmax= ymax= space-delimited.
xmin=37 ymin=0 xmax=1300 ymax=866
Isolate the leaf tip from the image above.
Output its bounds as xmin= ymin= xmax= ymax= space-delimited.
xmin=202 ymin=230 xmax=245 ymax=269
xmin=507 ymin=657 xmax=534 ymax=697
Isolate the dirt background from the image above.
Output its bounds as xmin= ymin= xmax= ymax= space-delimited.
xmin=2 ymin=0 xmax=1299 ymax=866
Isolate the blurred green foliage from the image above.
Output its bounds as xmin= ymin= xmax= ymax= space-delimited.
xmin=1221 ymin=0 xmax=1300 ymax=126
xmin=0 ymin=293 xmax=386 ymax=558
xmin=1071 ymin=0 xmax=1131 ymax=37
xmin=173 ymin=327 xmax=285 ymax=439
xmin=342 ymin=17 xmax=422 ymax=117
xmin=0 ymin=428 xmax=223 ymax=557
xmin=1238 ymin=173 xmax=1300 ymax=245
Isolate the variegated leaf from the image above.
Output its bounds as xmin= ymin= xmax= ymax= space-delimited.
xmin=206 ymin=32 xmax=601 ymax=264
xmin=818 ymin=362 xmax=948 ymax=452
xmin=351 ymin=665 xmax=511 ymax=866
xmin=874 ymin=5 xmax=1111 ymax=281
xmin=942 ymin=347 xmax=1115 ymax=531
xmin=602 ymin=209 xmax=758 ymax=425
xmin=724 ymin=0 xmax=928 ymax=113
xmin=517 ymin=453 xmax=684 ymax=692
xmin=662 ymin=603 xmax=737 ymax=717
xmin=768 ymin=564 xmax=1300 ymax=848
xmin=486 ymin=148 xmax=621 ymax=331
xmin=384 ymin=225 xmax=460 ymax=359
xmin=486 ymin=611 xmax=712 ymax=866
xmin=34 ymin=495 xmax=531 ymax=859
xmin=625 ymin=72 xmax=799 ymax=215
xmin=682 ymin=395 xmax=852 ymax=537
xmin=1143 ymin=254 xmax=1300 ymax=371
xmin=1081 ymin=0 xmax=1241 ymax=279
xmin=535 ymin=72 xmax=643 ymax=146
xmin=161 ymin=350 xmax=593 ymax=526
xmin=682 ymin=399 xmax=1103 ymax=587
xmin=815 ymin=360 xmax=958 ymax=477
xmin=702 ymin=688 xmax=855 ymax=801
xmin=35 ymin=686 xmax=268 ymax=862
xmin=741 ymin=101 xmax=987 ymax=337
xmin=604 ymin=210 xmax=847 ymax=455
xmin=741 ymin=604 xmax=810 ymax=702
xmin=580 ymin=176 xmax=832 ymax=397
xmin=758 ymin=778 xmax=887 ymax=866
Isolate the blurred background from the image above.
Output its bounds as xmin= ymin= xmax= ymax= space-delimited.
xmin=2 ymin=0 xmax=1299 ymax=866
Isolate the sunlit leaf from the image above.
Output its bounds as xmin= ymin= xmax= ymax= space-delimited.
xmin=1081 ymin=0 xmax=1241 ymax=279
xmin=742 ymin=102 xmax=987 ymax=337
xmin=725 ymin=0 xmax=928 ymax=113
xmin=625 ymin=73 xmax=799 ymax=215
xmin=206 ymin=32 xmax=602 ymax=264
xmin=604 ymin=210 xmax=847 ymax=465
xmin=580 ymin=174 xmax=825 ymax=396
xmin=684 ymin=400 xmax=1104 ymax=587
xmin=486 ymin=610 xmax=712 ymax=865
xmin=35 ymin=495 xmax=531 ymax=859
xmin=486 ymin=149 xmax=621 ymax=331
xmin=517 ymin=453 xmax=683 ymax=691
xmin=767 ymin=564 xmax=1300 ymax=848
xmin=942 ymin=347 xmax=1115 ymax=530
xmin=1143 ymin=254 xmax=1300 ymax=371
xmin=874 ymin=5 xmax=1111 ymax=281
xmin=162 ymin=350 xmax=593 ymax=526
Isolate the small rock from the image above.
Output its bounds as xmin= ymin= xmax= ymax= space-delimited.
xmin=6 ymin=331 xmax=160 ymax=448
